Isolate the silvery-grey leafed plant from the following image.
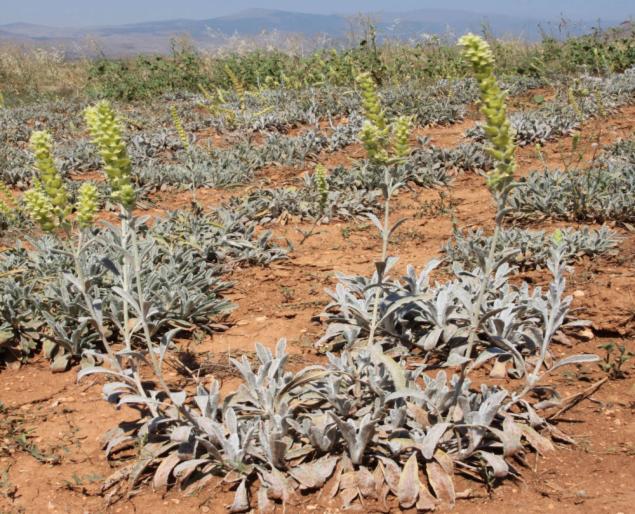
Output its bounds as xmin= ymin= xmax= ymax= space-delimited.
xmin=444 ymin=225 xmax=619 ymax=271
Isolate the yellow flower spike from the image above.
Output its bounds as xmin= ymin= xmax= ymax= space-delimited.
xmin=170 ymin=105 xmax=190 ymax=151
xmin=23 ymin=189 xmax=57 ymax=232
xmin=29 ymin=130 xmax=70 ymax=218
xmin=459 ymin=33 xmax=516 ymax=192
xmin=360 ymin=121 xmax=389 ymax=165
xmin=392 ymin=116 xmax=412 ymax=161
xmin=76 ymin=182 xmax=100 ymax=228
xmin=356 ymin=72 xmax=387 ymax=132
xmin=314 ymin=164 xmax=329 ymax=211
xmin=84 ymin=101 xmax=136 ymax=210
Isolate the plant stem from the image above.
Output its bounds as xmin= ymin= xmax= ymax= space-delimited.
xmin=367 ymin=191 xmax=391 ymax=347
xmin=446 ymin=195 xmax=504 ymax=419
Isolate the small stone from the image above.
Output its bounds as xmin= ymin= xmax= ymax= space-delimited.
xmin=573 ymin=290 xmax=585 ymax=298
xmin=579 ymin=328 xmax=595 ymax=341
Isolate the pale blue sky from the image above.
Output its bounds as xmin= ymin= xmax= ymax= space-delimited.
xmin=3 ymin=1 xmax=633 ymax=27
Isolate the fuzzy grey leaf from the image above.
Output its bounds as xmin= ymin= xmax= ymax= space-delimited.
xmin=229 ymin=479 xmax=250 ymax=513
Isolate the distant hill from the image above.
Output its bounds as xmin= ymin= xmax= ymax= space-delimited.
xmin=0 ymin=8 xmax=623 ymax=57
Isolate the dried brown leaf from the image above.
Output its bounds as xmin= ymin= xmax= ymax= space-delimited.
xmin=426 ymin=461 xmax=455 ymax=507
xmin=152 ymin=452 xmax=181 ymax=491
xmin=397 ymin=453 xmax=420 ymax=509
xmin=357 ymin=466 xmax=377 ymax=498
xmin=521 ymin=425 xmax=555 ymax=454
xmin=288 ymin=456 xmax=338 ymax=490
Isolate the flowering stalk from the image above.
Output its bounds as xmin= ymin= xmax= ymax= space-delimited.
xmin=170 ymin=105 xmax=190 ymax=151
xmin=356 ymin=72 xmax=390 ymax=165
xmin=24 ymin=130 xmax=71 ymax=231
xmin=459 ymin=34 xmax=516 ymax=194
xmin=355 ymin=73 xmax=411 ymax=348
xmin=23 ymin=189 xmax=58 ymax=232
xmin=447 ymin=34 xmax=519 ymax=414
xmin=391 ymin=116 xmax=412 ymax=162
xmin=84 ymin=101 xmax=136 ymax=352
xmin=299 ymin=164 xmax=329 ymax=245
xmin=84 ymin=101 xmax=136 ymax=210
xmin=76 ymin=183 xmax=99 ymax=228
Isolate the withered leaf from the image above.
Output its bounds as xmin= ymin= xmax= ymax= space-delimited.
xmin=520 ymin=425 xmax=555 ymax=454
xmin=340 ymin=487 xmax=358 ymax=509
xmin=478 ymin=451 xmax=509 ymax=478
xmin=379 ymin=457 xmax=401 ymax=496
xmin=257 ymin=486 xmax=274 ymax=514
xmin=416 ymin=483 xmax=437 ymax=511
xmin=407 ymin=402 xmax=430 ymax=428
xmin=288 ymin=456 xmax=338 ymax=490
xmin=397 ymin=453 xmax=420 ymax=509
xmin=433 ymin=449 xmax=454 ymax=475
xmin=426 ymin=461 xmax=455 ymax=507
xmin=501 ymin=416 xmax=524 ymax=457
xmin=152 ymin=452 xmax=181 ymax=491
xmin=356 ymin=466 xmax=377 ymax=498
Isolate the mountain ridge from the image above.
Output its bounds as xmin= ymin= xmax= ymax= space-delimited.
xmin=0 ymin=8 xmax=622 ymax=56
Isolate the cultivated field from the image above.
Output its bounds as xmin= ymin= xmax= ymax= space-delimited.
xmin=0 ymin=32 xmax=634 ymax=513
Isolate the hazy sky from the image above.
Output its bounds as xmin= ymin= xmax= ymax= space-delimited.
xmin=3 ymin=1 xmax=633 ymax=27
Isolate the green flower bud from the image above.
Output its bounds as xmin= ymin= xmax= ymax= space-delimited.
xmin=84 ymin=101 xmax=136 ymax=209
xmin=76 ymin=182 xmax=99 ymax=228
xmin=552 ymin=228 xmax=564 ymax=246
xmin=459 ymin=34 xmax=516 ymax=192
